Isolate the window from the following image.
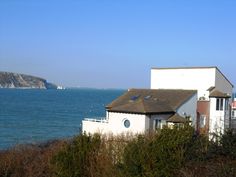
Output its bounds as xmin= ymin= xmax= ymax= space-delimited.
xmin=216 ymin=98 xmax=224 ymax=111
xmin=200 ymin=115 xmax=206 ymax=128
xmin=123 ymin=119 xmax=130 ymax=128
xmin=232 ymin=111 xmax=236 ymax=119
xmin=130 ymin=95 xmax=140 ymax=101
xmin=154 ymin=119 xmax=162 ymax=129
xmin=225 ymin=99 xmax=229 ymax=110
xmin=216 ymin=99 xmax=220 ymax=110
xmin=220 ymin=99 xmax=224 ymax=110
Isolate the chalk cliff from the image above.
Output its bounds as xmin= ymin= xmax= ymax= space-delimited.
xmin=0 ymin=72 xmax=58 ymax=89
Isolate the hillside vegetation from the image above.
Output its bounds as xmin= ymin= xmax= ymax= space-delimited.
xmin=0 ymin=126 xmax=236 ymax=177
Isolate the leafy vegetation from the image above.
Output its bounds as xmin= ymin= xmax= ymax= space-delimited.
xmin=1 ymin=126 xmax=236 ymax=177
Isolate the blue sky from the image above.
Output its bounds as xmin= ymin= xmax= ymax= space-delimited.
xmin=0 ymin=0 xmax=235 ymax=89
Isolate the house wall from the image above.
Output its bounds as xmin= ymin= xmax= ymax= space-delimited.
xmin=82 ymin=112 xmax=148 ymax=135
xmin=215 ymin=69 xmax=233 ymax=96
xmin=82 ymin=112 xmax=178 ymax=135
xmin=209 ymin=98 xmax=225 ymax=134
xmin=151 ymin=68 xmax=216 ymax=99
xmin=215 ymin=69 xmax=233 ymax=129
xmin=176 ymin=93 xmax=197 ymax=128
xmin=82 ymin=120 xmax=109 ymax=134
xmin=149 ymin=114 xmax=172 ymax=130
xmin=232 ymin=101 xmax=236 ymax=123
xmin=197 ymin=101 xmax=210 ymax=134
xmin=107 ymin=112 xmax=148 ymax=135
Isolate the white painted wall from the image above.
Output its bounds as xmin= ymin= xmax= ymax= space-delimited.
xmin=151 ymin=68 xmax=216 ymax=99
xmin=209 ymin=98 xmax=225 ymax=134
xmin=177 ymin=93 xmax=197 ymax=128
xmin=107 ymin=112 xmax=148 ymax=134
xmin=82 ymin=112 xmax=148 ymax=135
xmin=82 ymin=120 xmax=109 ymax=134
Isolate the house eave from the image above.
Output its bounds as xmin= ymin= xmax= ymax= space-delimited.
xmin=107 ymin=110 xmax=175 ymax=115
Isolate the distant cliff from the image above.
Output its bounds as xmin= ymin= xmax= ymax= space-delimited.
xmin=0 ymin=72 xmax=58 ymax=89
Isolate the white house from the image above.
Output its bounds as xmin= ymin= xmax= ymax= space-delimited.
xmin=231 ymin=100 xmax=236 ymax=130
xmin=232 ymin=100 xmax=236 ymax=119
xmin=82 ymin=89 xmax=197 ymax=135
xmin=151 ymin=66 xmax=233 ymax=135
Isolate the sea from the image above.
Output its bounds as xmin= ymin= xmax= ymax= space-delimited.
xmin=0 ymin=88 xmax=125 ymax=150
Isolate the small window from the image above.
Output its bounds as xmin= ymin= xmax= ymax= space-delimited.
xmin=200 ymin=115 xmax=206 ymax=128
xmin=220 ymin=99 xmax=224 ymax=110
xmin=216 ymin=99 xmax=220 ymax=110
xmin=154 ymin=119 xmax=162 ymax=129
xmin=216 ymin=98 xmax=224 ymax=111
xmin=130 ymin=95 xmax=139 ymax=101
xmin=144 ymin=95 xmax=151 ymax=100
xmin=124 ymin=119 xmax=130 ymax=128
xmin=225 ymin=99 xmax=229 ymax=110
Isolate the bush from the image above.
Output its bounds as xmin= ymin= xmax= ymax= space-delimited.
xmin=51 ymin=133 xmax=101 ymax=177
xmin=121 ymin=134 xmax=155 ymax=177
xmin=0 ymin=140 xmax=65 ymax=177
xmin=1 ymin=126 xmax=236 ymax=177
xmin=121 ymin=125 xmax=198 ymax=177
xmin=220 ymin=129 xmax=236 ymax=159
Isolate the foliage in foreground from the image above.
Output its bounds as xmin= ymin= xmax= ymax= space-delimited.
xmin=1 ymin=126 xmax=236 ymax=177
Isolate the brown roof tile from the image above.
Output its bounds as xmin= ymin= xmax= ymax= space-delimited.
xmin=209 ymin=90 xmax=231 ymax=98
xmin=166 ymin=114 xmax=188 ymax=123
xmin=106 ymin=89 xmax=197 ymax=114
xmin=207 ymin=86 xmax=215 ymax=91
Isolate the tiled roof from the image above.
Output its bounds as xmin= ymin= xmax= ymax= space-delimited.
xmin=166 ymin=114 xmax=189 ymax=123
xmin=209 ymin=90 xmax=231 ymax=98
xmin=207 ymin=86 xmax=215 ymax=91
xmin=106 ymin=89 xmax=197 ymax=114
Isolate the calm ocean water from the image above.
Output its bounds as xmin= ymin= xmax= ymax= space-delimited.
xmin=0 ymin=88 xmax=125 ymax=149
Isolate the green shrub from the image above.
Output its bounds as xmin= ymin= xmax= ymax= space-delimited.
xmin=151 ymin=126 xmax=194 ymax=176
xmin=220 ymin=129 xmax=236 ymax=159
xmin=51 ymin=133 xmax=101 ymax=177
xmin=121 ymin=134 xmax=155 ymax=177
xmin=121 ymin=125 xmax=197 ymax=177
